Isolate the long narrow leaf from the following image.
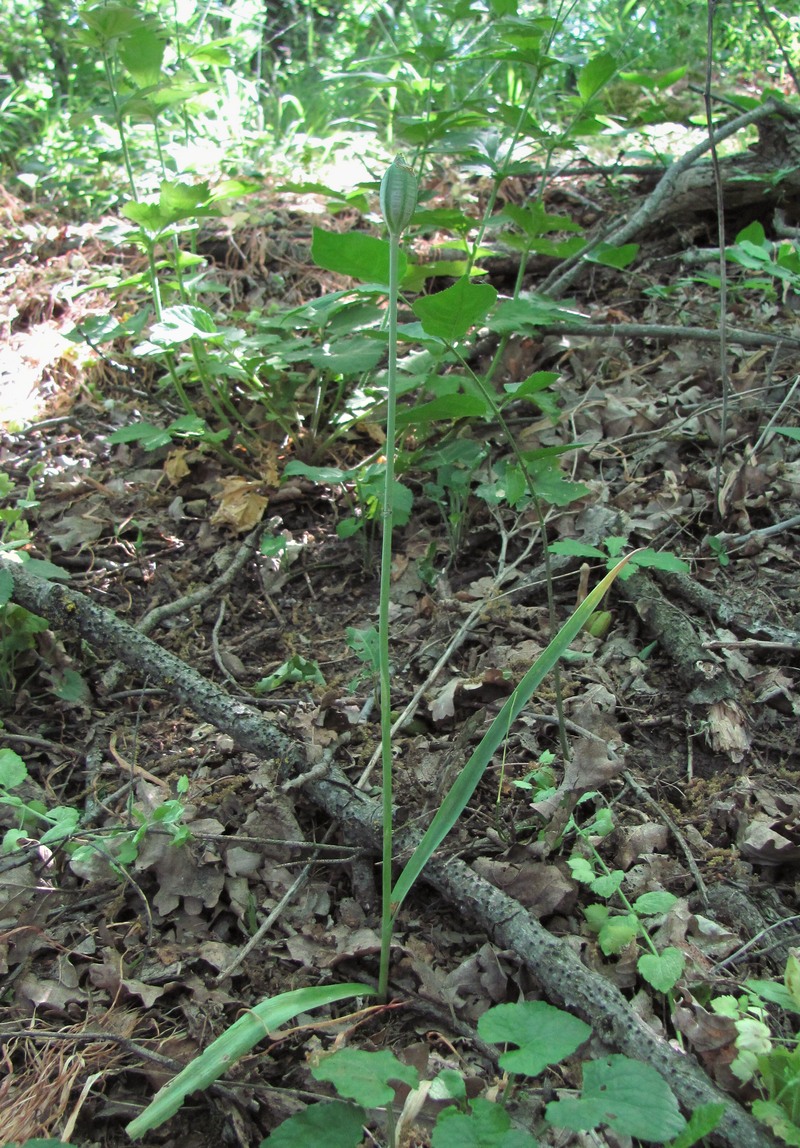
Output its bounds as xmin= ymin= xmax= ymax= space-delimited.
xmin=391 ymin=555 xmax=635 ymax=912
xmin=126 ymin=982 xmax=375 ymax=1138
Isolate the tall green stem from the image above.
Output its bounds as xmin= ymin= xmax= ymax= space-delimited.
xmin=377 ymin=228 xmax=400 ymax=1003
xmin=376 ymin=157 xmax=418 ymax=1003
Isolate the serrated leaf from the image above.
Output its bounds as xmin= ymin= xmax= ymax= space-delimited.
xmin=577 ymin=51 xmax=618 ymax=100
xmin=598 ymin=914 xmax=639 ymax=955
xmin=262 ymin=1100 xmax=366 ymax=1148
xmin=118 ymin=23 xmax=165 ymax=87
xmin=549 ymin=539 xmax=606 ymax=560
xmin=590 ymin=870 xmax=624 ymax=898
xmin=569 ymin=856 xmax=597 ymax=884
xmin=478 ymin=1001 xmax=590 ymax=1076
xmin=109 ymin=422 xmax=173 ymax=450
xmin=546 ymin=1055 xmax=685 ymax=1140
xmin=312 ymin=1048 xmax=418 ymax=1107
xmin=413 ymin=278 xmax=497 ymax=342
xmin=638 ymin=947 xmax=685 ymax=993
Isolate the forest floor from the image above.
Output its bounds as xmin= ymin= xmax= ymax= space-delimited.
xmin=1 ymin=153 xmax=799 ymax=1148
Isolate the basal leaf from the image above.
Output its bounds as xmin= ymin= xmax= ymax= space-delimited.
xmin=478 ymin=1001 xmax=591 ymax=1076
xmin=262 ymin=1101 xmax=366 ymax=1148
xmin=546 ymin=1055 xmax=685 ymax=1141
xmin=312 ymin=1048 xmax=418 ymax=1107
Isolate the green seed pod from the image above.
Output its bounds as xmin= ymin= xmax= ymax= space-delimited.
xmin=380 ymin=155 xmax=418 ymax=237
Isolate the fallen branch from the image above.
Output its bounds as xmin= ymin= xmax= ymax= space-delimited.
xmin=536 ymin=320 xmax=800 ymax=352
xmin=2 ymin=558 xmax=776 ymax=1148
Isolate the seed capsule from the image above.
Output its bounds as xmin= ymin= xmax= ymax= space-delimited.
xmin=380 ymin=155 xmax=418 ymax=237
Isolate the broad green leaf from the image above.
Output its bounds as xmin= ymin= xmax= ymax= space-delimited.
xmin=146 ymin=304 xmax=221 ymax=347
xmin=549 ymin=539 xmax=606 ymax=560
xmin=503 ymin=371 xmax=559 ymax=396
xmin=585 ymin=243 xmax=639 ymax=270
xmin=433 ymin=1096 xmax=539 ymax=1148
xmin=261 ymin=1101 xmax=366 ymax=1148
xmin=577 ymin=52 xmax=618 ymax=100
xmin=40 ymin=806 xmax=81 ymax=844
xmin=399 ymin=393 xmax=490 ymax=427
xmin=629 ymin=549 xmax=689 ymax=575
xmin=583 ymin=903 xmax=610 ymax=932
xmin=735 ymin=220 xmax=767 ymax=246
xmin=0 ymin=565 xmax=12 ymax=605
xmin=745 ymin=978 xmax=800 ymax=1015
xmin=0 ymin=748 xmax=28 ymax=789
xmin=633 ymin=891 xmax=678 ymax=915
xmin=429 ymin=1069 xmax=466 ymax=1101
xmin=413 ymin=278 xmax=497 ymax=342
xmin=108 ymin=422 xmax=173 ymax=451
xmin=546 ymin=1055 xmax=685 ymax=1140
xmin=304 ymin=336 xmax=384 ymax=375
xmin=569 ymin=856 xmax=596 ymax=884
xmin=391 ymin=554 xmax=636 ymax=912
xmin=283 ymin=461 xmax=350 ymax=485
xmin=488 ymin=295 xmax=586 ymax=333
xmin=664 ymin=1103 xmax=724 ymax=1147
xmin=638 ymin=947 xmax=685 ymax=993
xmin=79 ymin=4 xmax=145 ymax=44
xmin=312 ymin=1048 xmax=418 ymax=1106
xmin=118 ymin=24 xmax=165 ymax=87
xmin=776 ymin=427 xmax=800 ymax=442
xmin=523 ymin=458 xmax=589 ymax=506
xmin=478 ymin=1002 xmax=590 ymax=1076
xmin=126 ymin=984 xmax=375 ymax=1137
xmin=312 ymin=228 xmax=400 ymax=285
xmin=50 ymin=667 xmax=92 ymax=705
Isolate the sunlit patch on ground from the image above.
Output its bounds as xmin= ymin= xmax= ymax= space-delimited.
xmin=0 ymin=323 xmax=79 ymax=429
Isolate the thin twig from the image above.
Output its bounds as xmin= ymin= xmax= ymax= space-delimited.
xmin=623 ymin=770 xmax=709 ymax=908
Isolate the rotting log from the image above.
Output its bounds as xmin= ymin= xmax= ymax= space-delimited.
xmin=2 ymin=559 xmax=777 ymax=1148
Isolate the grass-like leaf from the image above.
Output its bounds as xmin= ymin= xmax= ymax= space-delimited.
xmin=125 ymin=983 xmax=375 ymax=1138
xmin=391 ymin=554 xmax=635 ymax=913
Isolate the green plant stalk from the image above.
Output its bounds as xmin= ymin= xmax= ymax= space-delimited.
xmin=377 ymin=225 xmax=400 ymax=1004
xmin=376 ymin=156 xmax=418 ymax=1002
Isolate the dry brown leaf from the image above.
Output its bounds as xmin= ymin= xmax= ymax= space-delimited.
xmin=211 ymin=476 xmax=268 ymax=532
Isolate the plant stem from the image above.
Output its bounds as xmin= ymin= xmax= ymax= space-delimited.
xmin=377 ymin=230 xmax=400 ymax=1003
